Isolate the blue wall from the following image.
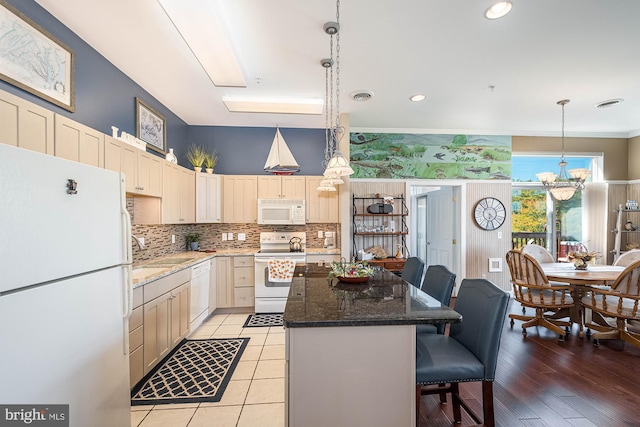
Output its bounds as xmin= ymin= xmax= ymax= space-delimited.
xmin=3 ymin=0 xmax=326 ymax=174
xmin=187 ymin=126 xmax=326 ymax=175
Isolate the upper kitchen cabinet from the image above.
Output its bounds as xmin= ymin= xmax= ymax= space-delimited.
xmin=223 ymin=175 xmax=258 ymax=223
xmin=104 ymin=136 xmax=162 ymax=197
xmin=54 ymin=114 xmax=104 ymax=168
xmin=162 ymin=163 xmax=195 ymax=224
xmin=257 ymin=175 xmax=306 ymax=199
xmin=306 ymin=176 xmax=340 ymax=223
xmin=196 ymin=173 xmax=222 ymax=223
xmin=0 ymin=89 xmax=54 ymax=155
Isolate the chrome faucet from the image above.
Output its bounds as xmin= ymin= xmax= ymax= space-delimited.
xmin=132 ymin=235 xmax=146 ymax=250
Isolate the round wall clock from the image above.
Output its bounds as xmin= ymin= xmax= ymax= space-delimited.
xmin=473 ymin=197 xmax=506 ymax=230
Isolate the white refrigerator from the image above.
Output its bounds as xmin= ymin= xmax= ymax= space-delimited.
xmin=0 ymin=144 xmax=132 ymax=426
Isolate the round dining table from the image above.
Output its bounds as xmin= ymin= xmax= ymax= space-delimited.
xmin=540 ymin=263 xmax=625 ymax=337
xmin=542 ymin=263 xmax=624 ymax=284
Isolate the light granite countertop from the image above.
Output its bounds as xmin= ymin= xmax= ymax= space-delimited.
xmin=132 ymin=247 xmax=342 ymax=288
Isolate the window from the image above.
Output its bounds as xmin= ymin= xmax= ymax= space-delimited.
xmin=511 ymin=154 xmax=602 ymax=260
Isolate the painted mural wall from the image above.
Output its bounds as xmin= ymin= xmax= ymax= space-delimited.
xmin=349 ymin=133 xmax=512 ymax=180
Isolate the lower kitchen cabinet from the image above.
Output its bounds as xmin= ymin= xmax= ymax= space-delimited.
xmin=142 ymin=270 xmax=191 ymax=375
xmin=233 ymin=256 xmax=254 ymax=307
xmin=306 ymin=254 xmax=341 ymax=266
xmin=129 ymin=286 xmax=144 ymax=388
xmin=216 ymin=257 xmax=233 ymax=308
xmin=214 ymin=256 xmax=254 ymax=309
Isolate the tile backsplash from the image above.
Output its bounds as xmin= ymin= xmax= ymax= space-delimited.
xmin=127 ymin=198 xmax=339 ymax=264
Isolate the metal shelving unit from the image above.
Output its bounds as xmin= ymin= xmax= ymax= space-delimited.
xmin=352 ymin=195 xmax=409 ymax=263
xmin=612 ymin=204 xmax=640 ymax=261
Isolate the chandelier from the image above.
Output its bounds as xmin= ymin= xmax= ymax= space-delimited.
xmin=318 ymin=0 xmax=353 ymax=192
xmin=536 ymin=99 xmax=591 ymax=201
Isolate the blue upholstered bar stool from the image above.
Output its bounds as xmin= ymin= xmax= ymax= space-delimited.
xmin=415 ymin=278 xmax=509 ymax=427
xmin=401 ymin=256 xmax=425 ymax=288
xmin=417 ymin=265 xmax=456 ymax=335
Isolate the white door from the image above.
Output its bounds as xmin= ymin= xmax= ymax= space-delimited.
xmin=425 ymin=187 xmax=454 ymax=269
xmin=0 ymin=144 xmax=124 ymax=293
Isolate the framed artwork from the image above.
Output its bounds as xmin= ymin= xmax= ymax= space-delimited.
xmin=0 ymin=0 xmax=75 ymax=111
xmin=136 ymin=97 xmax=166 ymax=154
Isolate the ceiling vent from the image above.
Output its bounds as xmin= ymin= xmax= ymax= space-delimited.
xmin=596 ymin=98 xmax=623 ymax=108
xmin=350 ymin=90 xmax=374 ymax=102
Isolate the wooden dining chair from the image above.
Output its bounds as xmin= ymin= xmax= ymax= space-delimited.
xmin=416 ymin=278 xmax=509 ymax=427
xmin=522 ymin=243 xmax=555 ymax=263
xmin=582 ymin=259 xmax=640 ymax=349
xmin=613 ymin=249 xmax=640 ymax=267
xmin=506 ymin=249 xmax=574 ymax=340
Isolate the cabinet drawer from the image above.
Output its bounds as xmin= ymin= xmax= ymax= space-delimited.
xmin=129 ymin=346 xmax=144 ymax=389
xmin=133 ymin=286 xmax=143 ymax=309
xmin=234 ymin=286 xmax=255 ymax=307
xmin=129 ymin=325 xmax=143 ymax=351
xmin=144 ymin=268 xmax=190 ymax=303
xmin=234 ymin=266 xmax=254 ymax=286
xmin=129 ymin=305 xmax=143 ymax=332
xmin=234 ymin=256 xmax=253 ymax=267
xmin=384 ymin=261 xmax=406 ymax=271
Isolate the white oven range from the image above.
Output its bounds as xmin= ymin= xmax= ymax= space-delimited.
xmin=254 ymin=232 xmax=306 ymax=313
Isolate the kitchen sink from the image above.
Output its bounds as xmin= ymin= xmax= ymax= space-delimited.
xmin=131 ymin=266 xmax=168 ymax=281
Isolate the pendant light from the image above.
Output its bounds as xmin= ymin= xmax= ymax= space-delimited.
xmin=536 ymin=99 xmax=591 ymax=201
xmin=318 ymin=0 xmax=353 ymax=192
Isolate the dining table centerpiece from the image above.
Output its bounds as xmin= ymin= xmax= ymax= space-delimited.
xmin=328 ymin=259 xmax=375 ymax=284
xmin=567 ymin=250 xmax=600 ymax=270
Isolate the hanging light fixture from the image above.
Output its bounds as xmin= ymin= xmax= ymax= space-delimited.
xmin=319 ymin=0 xmax=353 ymax=192
xmin=536 ymin=99 xmax=591 ymax=201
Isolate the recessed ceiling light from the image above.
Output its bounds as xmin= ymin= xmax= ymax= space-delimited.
xmin=485 ymin=1 xmax=513 ymax=20
xmin=222 ymin=96 xmax=324 ymax=114
xmin=350 ymin=90 xmax=374 ymax=102
xmin=409 ymin=94 xmax=426 ymax=102
xmin=595 ymin=98 xmax=624 ymax=108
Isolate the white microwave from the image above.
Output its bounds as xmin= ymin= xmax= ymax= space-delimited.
xmin=258 ymin=199 xmax=306 ymax=225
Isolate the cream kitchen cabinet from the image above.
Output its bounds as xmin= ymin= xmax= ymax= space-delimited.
xmin=54 ymin=114 xmax=104 ymax=168
xmin=104 ymin=136 xmax=162 ymax=197
xmin=129 ymin=286 xmax=144 ymax=388
xmin=0 ymin=89 xmax=54 ymax=155
xmin=215 ymin=256 xmax=233 ymax=308
xmin=162 ymin=163 xmax=195 ymax=224
xmin=142 ymin=268 xmax=191 ymax=375
xmin=196 ymin=172 xmax=222 ymax=223
xmin=223 ymin=175 xmax=258 ymax=223
xmin=233 ymin=256 xmax=255 ymax=308
xmin=208 ymin=258 xmax=217 ymax=314
xmin=306 ymin=254 xmax=341 ymax=266
xmin=257 ymin=175 xmax=306 ymax=199
xmin=306 ymin=176 xmax=340 ymax=223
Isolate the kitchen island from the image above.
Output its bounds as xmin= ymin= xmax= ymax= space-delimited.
xmin=283 ymin=264 xmax=462 ymax=427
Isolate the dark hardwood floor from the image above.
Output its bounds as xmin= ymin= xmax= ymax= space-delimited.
xmin=417 ymin=298 xmax=640 ymax=427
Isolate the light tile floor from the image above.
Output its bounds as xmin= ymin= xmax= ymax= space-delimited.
xmin=131 ymin=313 xmax=285 ymax=427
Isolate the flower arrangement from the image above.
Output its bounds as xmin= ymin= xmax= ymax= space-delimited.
xmin=567 ymin=250 xmax=600 ymax=270
xmin=328 ymin=259 xmax=374 ymax=279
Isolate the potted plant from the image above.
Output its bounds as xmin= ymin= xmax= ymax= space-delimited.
xmin=186 ymin=144 xmax=206 ymax=172
xmin=186 ymin=233 xmax=200 ymax=251
xmin=204 ymin=149 xmax=218 ymax=174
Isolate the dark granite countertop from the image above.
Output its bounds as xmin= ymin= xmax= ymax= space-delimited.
xmin=283 ymin=264 xmax=462 ymax=328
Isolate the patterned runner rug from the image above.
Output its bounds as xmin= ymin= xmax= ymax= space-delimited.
xmin=131 ymin=338 xmax=249 ymax=405
xmin=243 ymin=313 xmax=284 ymax=327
